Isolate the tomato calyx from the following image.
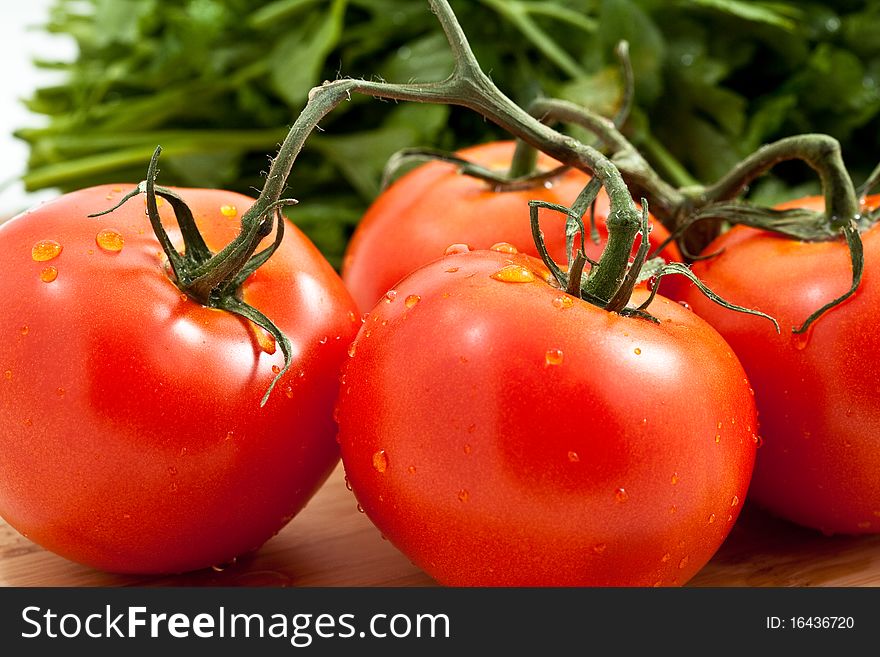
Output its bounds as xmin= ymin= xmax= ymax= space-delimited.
xmin=91 ymin=147 xmax=297 ymax=405
xmin=528 ymin=192 xmax=780 ymax=331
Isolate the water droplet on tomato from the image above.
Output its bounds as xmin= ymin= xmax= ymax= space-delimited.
xmin=677 ymin=300 xmax=691 ymax=310
xmin=20 ymin=326 xmax=29 ymax=336
xmin=670 ymin=505 xmax=677 ymax=514
xmin=615 ymin=487 xmax=629 ymax=503
xmin=489 ymin=242 xmax=518 ymax=254
xmin=40 ymin=266 xmax=58 ymax=283
xmin=31 ymin=239 xmax=62 ymax=261
xmin=545 ymin=348 xmax=564 ymax=366
xmin=463 ymin=444 xmax=472 ymax=455
xmin=591 ymin=543 xmax=607 ymax=555
xmin=445 ymin=267 xmax=459 ymax=273
xmin=356 ymin=504 xmax=365 ymax=514
xmin=225 ymin=431 xmax=234 ymax=441
xmin=348 ymin=310 xmax=358 ymax=323
xmin=55 ymin=387 xmax=65 ymax=397
xmin=319 ymin=336 xmax=328 ymax=345
xmin=285 ymin=385 xmax=294 ymax=399
xmin=168 ymin=466 xmax=178 ymax=476
xmin=661 ymin=553 xmax=671 ymax=563
xmin=715 ymin=434 xmax=721 ymax=444
xmin=458 ymin=489 xmax=469 ymax=503
xmin=384 ymin=289 xmax=398 ymax=303
xmin=3 ymin=370 xmax=12 ymax=380
xmin=372 ymin=449 xmax=388 ymax=473
xmin=567 ymin=451 xmax=580 ymax=463
xmin=490 ymin=264 xmax=535 ymax=283
xmin=467 ymin=423 xmax=476 ymax=433
xmin=634 ymin=347 xmax=642 ymax=355
xmin=169 ymin=482 xmax=178 ymax=493
xmin=404 ymin=294 xmax=421 ymax=308
xmin=444 ymin=243 xmax=470 ymax=256
xmin=408 ymin=465 xmax=417 ymax=474
xmin=271 ymin=364 xmax=281 ymax=374
xmin=653 ymin=580 xmax=663 ymax=588
xmin=543 ymin=180 xmax=554 ymax=189
xmin=344 ymin=476 xmax=352 ymax=491
xmin=96 ymin=228 xmax=124 ymax=252
xmin=731 ymin=495 xmax=739 ymax=507
xmin=671 ymin=473 xmax=679 ymax=485
xmin=708 ymin=513 xmax=716 ymax=524
xmin=347 ymin=342 xmax=357 ymax=357
xmin=754 ymin=435 xmax=764 ymax=448
xmin=220 ymin=204 xmax=238 ymax=217
xmin=552 ymin=295 xmax=574 ymax=310
xmin=717 ymin=421 xmax=722 ymax=429
xmin=791 ymin=331 xmax=810 ymax=351
xmin=679 ymin=556 xmax=689 ymax=569
xmin=211 ymin=558 xmax=237 ymax=572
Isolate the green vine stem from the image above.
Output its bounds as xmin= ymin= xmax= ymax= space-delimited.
xmin=234 ymin=0 xmax=645 ymax=307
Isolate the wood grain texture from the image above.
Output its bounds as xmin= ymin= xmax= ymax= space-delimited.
xmin=1 ymin=464 xmax=878 ymax=587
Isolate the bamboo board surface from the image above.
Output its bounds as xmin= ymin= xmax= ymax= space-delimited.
xmin=2 ymin=465 xmax=879 ymax=588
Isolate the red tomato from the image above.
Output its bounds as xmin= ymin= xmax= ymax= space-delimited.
xmin=681 ymin=195 xmax=880 ymax=535
xmin=336 ymin=249 xmax=756 ymax=586
xmin=0 ymin=185 xmax=359 ymax=574
xmin=342 ymin=141 xmax=682 ymax=312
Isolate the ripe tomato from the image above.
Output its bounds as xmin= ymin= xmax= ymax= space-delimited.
xmin=681 ymin=195 xmax=880 ymax=535
xmin=341 ymin=141 xmax=681 ymax=312
xmin=0 ymin=184 xmax=359 ymax=574
xmin=336 ymin=248 xmax=756 ymax=586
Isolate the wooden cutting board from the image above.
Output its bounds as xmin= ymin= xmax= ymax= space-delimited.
xmin=1 ymin=464 xmax=878 ymax=587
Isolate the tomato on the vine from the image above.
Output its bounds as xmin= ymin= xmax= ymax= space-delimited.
xmin=681 ymin=195 xmax=880 ymax=535
xmin=336 ymin=247 xmax=756 ymax=586
xmin=0 ymin=184 xmax=359 ymax=574
xmin=342 ymin=141 xmax=682 ymax=312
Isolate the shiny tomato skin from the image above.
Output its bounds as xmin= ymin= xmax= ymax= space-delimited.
xmin=342 ymin=141 xmax=681 ymax=312
xmin=682 ymin=195 xmax=880 ymax=535
xmin=336 ymin=250 xmax=755 ymax=586
xmin=0 ymin=185 xmax=359 ymax=574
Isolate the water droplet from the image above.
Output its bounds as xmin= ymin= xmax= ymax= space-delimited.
xmin=490 ymin=264 xmax=535 ymax=283
xmin=168 ymin=466 xmax=178 ymax=476
xmin=679 ymin=556 xmax=689 ymax=569
xmin=467 ymin=423 xmax=476 ymax=433
xmin=552 ymin=295 xmax=574 ymax=310
xmin=545 ymin=348 xmax=564 ymax=366
xmin=407 ymin=465 xmax=416 ymax=474
xmin=615 ymin=487 xmax=629 ymax=503
xmin=211 ymin=558 xmax=237 ymax=572
xmin=55 ymin=387 xmax=65 ymax=397
xmin=567 ymin=451 xmax=580 ymax=463
xmin=671 ymin=473 xmax=679 ymax=485
xmin=708 ymin=513 xmax=716 ymax=524
xmin=591 ymin=543 xmax=607 ymax=555
xmin=754 ymin=435 xmax=764 ymax=448
xmin=543 ymin=180 xmax=554 ymax=189
xmin=463 ymin=444 xmax=472 ymax=455
xmin=40 ymin=266 xmax=58 ymax=283
xmin=348 ymin=310 xmax=358 ymax=323
xmin=489 ymin=242 xmax=518 ymax=254
xmin=458 ymin=489 xmax=469 ymax=502
xmin=347 ymin=342 xmax=357 ymax=357
xmin=220 ymin=204 xmax=238 ymax=217
xmin=225 ymin=431 xmax=234 ymax=441
xmin=372 ymin=449 xmax=388 ymax=473
xmin=31 ymin=239 xmax=62 ymax=261
xmin=669 ymin=505 xmax=677 ymax=514
xmin=444 ymin=243 xmax=470 ymax=256
xmin=445 ymin=267 xmax=460 ymax=273
xmin=653 ymin=580 xmax=663 ymax=588
xmin=319 ymin=336 xmax=328 ymax=345
xmin=404 ymin=294 xmax=421 ymax=308
xmin=169 ymin=482 xmax=178 ymax=493
xmin=356 ymin=504 xmax=365 ymax=514
xmin=715 ymin=434 xmax=721 ymax=443
xmin=20 ymin=326 xmax=29 ymax=336
xmin=661 ymin=553 xmax=671 ymax=563
xmin=3 ymin=370 xmax=12 ymax=380
xmin=633 ymin=347 xmax=642 ymax=355
xmin=717 ymin=421 xmax=723 ymax=429
xmin=344 ymin=476 xmax=352 ymax=491
xmin=96 ymin=228 xmax=124 ymax=252
xmin=731 ymin=495 xmax=739 ymax=507
xmin=677 ymin=300 xmax=691 ymax=310
xmin=271 ymin=364 xmax=281 ymax=374
xmin=285 ymin=385 xmax=294 ymax=399
xmin=384 ymin=289 xmax=398 ymax=303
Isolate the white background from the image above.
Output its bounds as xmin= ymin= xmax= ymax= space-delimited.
xmin=0 ymin=0 xmax=76 ymax=218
